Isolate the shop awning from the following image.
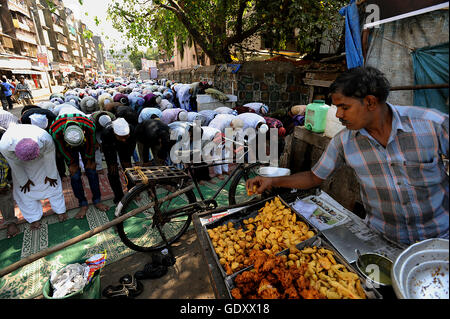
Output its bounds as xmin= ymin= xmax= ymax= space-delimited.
xmin=11 ymin=69 xmax=44 ymax=75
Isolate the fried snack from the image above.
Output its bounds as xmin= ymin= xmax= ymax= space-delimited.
xmin=288 ymin=246 xmax=367 ymax=299
xmin=207 ymin=197 xmax=315 ymax=275
xmin=231 ymin=247 xmax=367 ymax=299
xmin=232 ymin=250 xmax=323 ymax=299
xmin=247 ymin=185 xmax=257 ymax=196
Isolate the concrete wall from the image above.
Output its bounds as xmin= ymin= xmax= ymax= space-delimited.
xmin=162 ymin=61 xmax=312 ymax=111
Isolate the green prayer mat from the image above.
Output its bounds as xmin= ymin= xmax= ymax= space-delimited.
xmin=0 ymin=177 xmax=235 ymax=299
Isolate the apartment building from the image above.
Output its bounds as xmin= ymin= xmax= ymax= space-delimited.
xmin=0 ymin=0 xmax=45 ymax=89
xmin=0 ymin=0 xmax=105 ymax=87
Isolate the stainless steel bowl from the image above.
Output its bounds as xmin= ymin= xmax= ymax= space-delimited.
xmin=356 ymin=252 xmax=393 ymax=287
xmin=392 ymin=238 xmax=449 ymax=299
xmin=257 ymin=167 xmax=291 ymax=177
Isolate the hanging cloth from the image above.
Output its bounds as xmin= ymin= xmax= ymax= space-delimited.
xmin=339 ymin=0 xmax=364 ymax=69
xmin=411 ymin=42 xmax=449 ymax=113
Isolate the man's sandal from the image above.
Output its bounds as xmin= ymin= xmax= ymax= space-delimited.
xmin=119 ymin=274 xmax=143 ymax=298
xmin=102 ymin=285 xmax=131 ymax=299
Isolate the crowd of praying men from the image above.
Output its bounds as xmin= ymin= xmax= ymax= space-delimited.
xmin=0 ymin=78 xmax=308 ymax=238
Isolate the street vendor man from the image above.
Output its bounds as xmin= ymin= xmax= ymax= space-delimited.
xmin=247 ymin=66 xmax=449 ymax=245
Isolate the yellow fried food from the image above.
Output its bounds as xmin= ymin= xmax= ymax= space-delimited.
xmin=207 ymin=197 xmax=316 ymax=274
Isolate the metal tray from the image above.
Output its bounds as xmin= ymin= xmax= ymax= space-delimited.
xmin=224 ymin=236 xmax=383 ymax=299
xmin=202 ymin=196 xmax=320 ymax=278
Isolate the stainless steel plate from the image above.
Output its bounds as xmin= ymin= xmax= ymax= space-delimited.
xmin=257 ymin=167 xmax=291 ymax=177
xmin=392 ymin=238 xmax=449 ymax=299
xmin=405 ymin=261 xmax=449 ymax=299
xmin=399 ymin=249 xmax=448 ymax=291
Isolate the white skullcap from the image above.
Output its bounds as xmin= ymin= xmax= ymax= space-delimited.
xmin=231 ymin=118 xmax=244 ymax=129
xmin=64 ymin=124 xmax=84 ymax=147
xmin=112 ymin=117 xmax=130 ymax=136
xmin=258 ymin=123 xmax=269 ymax=134
xmin=155 ymin=96 xmax=162 ymax=105
xmin=29 ymin=113 xmax=48 ymax=129
xmin=291 ymin=105 xmax=307 ymax=116
xmin=98 ymin=114 xmax=112 ymax=127
xmin=178 ymin=111 xmax=188 ymax=121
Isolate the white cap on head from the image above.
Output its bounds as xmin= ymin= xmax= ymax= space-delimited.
xmin=112 ymin=117 xmax=130 ymax=136
xmin=98 ymin=114 xmax=112 ymax=127
xmin=29 ymin=113 xmax=48 ymax=129
xmin=178 ymin=111 xmax=188 ymax=121
xmin=258 ymin=123 xmax=269 ymax=134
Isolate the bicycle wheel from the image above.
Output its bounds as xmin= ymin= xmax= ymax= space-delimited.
xmin=228 ymin=163 xmax=265 ymax=206
xmin=116 ymin=181 xmax=197 ymax=252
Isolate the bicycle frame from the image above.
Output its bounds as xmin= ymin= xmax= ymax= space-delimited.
xmin=152 ymin=161 xmax=266 ymax=222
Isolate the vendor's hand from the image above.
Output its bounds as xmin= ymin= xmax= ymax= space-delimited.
xmin=246 ymin=176 xmax=273 ymax=195
xmin=44 ymin=176 xmax=58 ymax=187
xmin=20 ymin=179 xmax=35 ymax=193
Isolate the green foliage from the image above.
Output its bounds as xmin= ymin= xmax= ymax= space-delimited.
xmin=107 ymin=0 xmax=346 ymax=64
xmin=128 ymin=48 xmax=160 ymax=71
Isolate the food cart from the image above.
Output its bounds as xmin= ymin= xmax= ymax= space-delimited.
xmin=192 ymin=190 xmax=412 ymax=299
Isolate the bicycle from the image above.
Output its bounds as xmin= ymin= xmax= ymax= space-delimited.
xmin=114 ymin=148 xmax=269 ymax=253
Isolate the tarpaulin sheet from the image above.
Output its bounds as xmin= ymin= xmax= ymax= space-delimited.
xmin=340 ymin=0 xmax=364 ymax=69
xmin=365 ymin=10 xmax=448 ymax=107
xmin=411 ymin=42 xmax=449 ymax=113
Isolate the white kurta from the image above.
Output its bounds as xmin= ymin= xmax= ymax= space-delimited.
xmin=236 ymin=113 xmax=266 ymax=130
xmin=208 ymin=114 xmax=236 ymax=132
xmin=0 ymin=124 xmax=65 ymax=223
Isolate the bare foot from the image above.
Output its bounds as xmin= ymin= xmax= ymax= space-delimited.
xmin=30 ymin=221 xmax=41 ymax=230
xmin=217 ymin=174 xmax=225 ymax=180
xmin=7 ymin=223 xmax=20 ymax=238
xmin=75 ymin=206 xmax=88 ymax=219
xmin=57 ymin=212 xmax=68 ymax=222
xmin=198 ymin=180 xmax=206 ymax=186
xmin=94 ymin=203 xmax=109 ymax=212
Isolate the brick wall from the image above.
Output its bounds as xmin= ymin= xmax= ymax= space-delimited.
xmin=161 ymin=61 xmax=312 ymax=111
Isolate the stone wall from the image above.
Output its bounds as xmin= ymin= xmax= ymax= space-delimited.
xmin=160 ymin=61 xmax=312 ymax=111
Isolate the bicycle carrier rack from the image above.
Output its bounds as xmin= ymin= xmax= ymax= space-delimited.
xmin=124 ymin=166 xmax=190 ymax=185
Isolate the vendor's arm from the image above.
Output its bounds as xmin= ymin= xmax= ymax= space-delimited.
xmin=248 ymin=131 xmax=346 ymax=194
xmin=247 ymin=171 xmax=324 ymax=194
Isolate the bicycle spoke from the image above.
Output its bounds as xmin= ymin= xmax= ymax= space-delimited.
xmin=116 ymin=182 xmax=195 ymax=252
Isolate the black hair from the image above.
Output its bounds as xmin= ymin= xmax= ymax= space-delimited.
xmin=329 ymin=66 xmax=391 ymax=103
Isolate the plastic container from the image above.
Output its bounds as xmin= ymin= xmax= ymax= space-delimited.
xmin=42 ymin=269 xmax=101 ymax=299
xmin=324 ymin=104 xmax=345 ymax=138
xmin=304 ymin=100 xmax=330 ymax=133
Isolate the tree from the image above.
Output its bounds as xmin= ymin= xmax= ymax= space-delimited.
xmin=128 ymin=48 xmax=160 ymax=71
xmin=107 ymin=0 xmax=346 ymax=64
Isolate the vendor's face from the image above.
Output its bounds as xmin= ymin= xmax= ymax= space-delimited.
xmin=332 ymin=92 xmax=371 ymax=131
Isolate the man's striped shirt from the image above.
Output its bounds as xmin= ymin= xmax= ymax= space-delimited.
xmin=49 ymin=113 xmax=96 ymax=165
xmin=312 ymin=103 xmax=449 ymax=245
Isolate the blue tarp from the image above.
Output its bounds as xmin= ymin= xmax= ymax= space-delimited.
xmin=339 ymin=0 xmax=364 ymax=69
xmin=411 ymin=42 xmax=449 ymax=113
